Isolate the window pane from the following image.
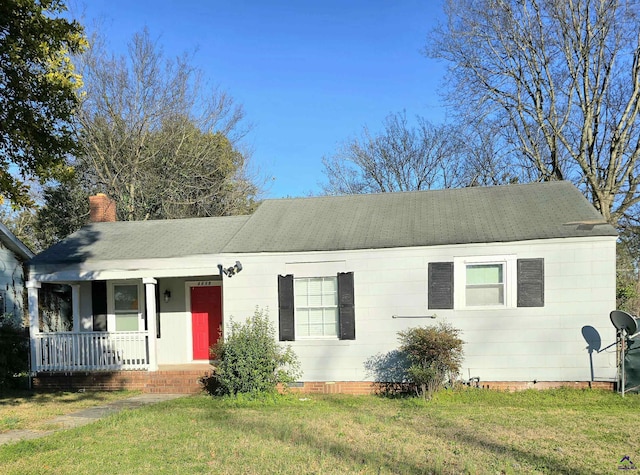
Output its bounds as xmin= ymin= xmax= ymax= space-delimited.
xmin=115 ymin=313 xmax=138 ymax=331
xmin=466 ymin=284 xmax=504 ymax=306
xmin=295 ymin=279 xmax=308 ymax=307
xmin=322 ymin=278 xmax=337 ymax=293
xmin=114 ymin=285 xmax=139 ymax=312
xmin=466 ymin=264 xmax=503 ymax=285
xmin=296 ymin=308 xmax=310 ymax=337
xmin=323 ymin=308 xmax=338 ymax=337
xmin=322 ymin=283 xmax=337 ymax=306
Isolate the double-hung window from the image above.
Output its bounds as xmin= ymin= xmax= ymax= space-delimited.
xmin=295 ymin=277 xmax=338 ymax=338
xmin=109 ymin=283 xmax=143 ymax=332
xmin=465 ymin=263 xmax=505 ymax=307
xmin=278 ymin=272 xmax=355 ymax=341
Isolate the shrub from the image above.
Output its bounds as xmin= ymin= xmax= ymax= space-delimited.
xmin=204 ymin=308 xmax=301 ymax=396
xmin=397 ymin=322 xmax=464 ymax=400
xmin=0 ymin=314 xmax=29 ymax=389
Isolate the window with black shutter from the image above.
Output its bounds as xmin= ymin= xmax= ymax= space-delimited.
xmin=428 ymin=262 xmax=454 ymax=309
xmin=517 ymin=258 xmax=544 ymax=307
xmin=278 ymin=272 xmax=356 ymax=341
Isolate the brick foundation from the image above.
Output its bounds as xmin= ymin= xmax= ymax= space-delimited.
xmin=475 ymin=380 xmax=615 ymax=392
xmin=288 ymin=381 xmax=377 ymax=395
xmin=32 ymin=370 xmax=214 ymax=394
xmin=288 ymin=380 xmax=615 ymax=395
xmin=32 ymin=373 xmax=616 ymax=395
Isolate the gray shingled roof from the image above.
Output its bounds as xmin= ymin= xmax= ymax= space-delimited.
xmin=29 ymin=182 xmax=617 ymax=266
xmin=30 ymin=215 xmax=250 ymax=265
xmin=221 ymin=181 xmax=617 ymax=252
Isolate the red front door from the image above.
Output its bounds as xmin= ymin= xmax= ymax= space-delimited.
xmin=191 ymin=286 xmax=222 ymax=360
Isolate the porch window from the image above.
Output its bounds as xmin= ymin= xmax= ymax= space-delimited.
xmin=113 ymin=284 xmax=140 ymax=331
xmin=38 ymin=284 xmax=72 ymax=331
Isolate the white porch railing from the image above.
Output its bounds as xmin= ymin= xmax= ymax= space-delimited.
xmin=34 ymin=331 xmax=149 ymax=372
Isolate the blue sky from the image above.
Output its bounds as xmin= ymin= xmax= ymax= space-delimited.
xmin=73 ymin=1 xmax=448 ymax=198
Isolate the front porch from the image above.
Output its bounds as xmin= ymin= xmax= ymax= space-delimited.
xmin=34 ymin=331 xmax=150 ymax=372
xmin=26 ymin=274 xmax=225 ymax=383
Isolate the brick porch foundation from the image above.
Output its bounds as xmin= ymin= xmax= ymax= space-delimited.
xmin=32 ymin=370 xmax=214 ymax=394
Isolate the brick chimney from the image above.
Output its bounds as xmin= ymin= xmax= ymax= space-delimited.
xmin=89 ymin=193 xmax=117 ymax=223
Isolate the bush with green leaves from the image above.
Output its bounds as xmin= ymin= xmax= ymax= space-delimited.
xmin=205 ymin=308 xmax=301 ymax=396
xmin=0 ymin=315 xmax=29 ymax=388
xmin=398 ymin=322 xmax=464 ymax=400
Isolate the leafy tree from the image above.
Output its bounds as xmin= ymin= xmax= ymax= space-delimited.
xmin=322 ymin=112 xmax=469 ymax=195
xmin=34 ymin=175 xmax=89 ymax=249
xmin=428 ymin=0 xmax=640 ymax=227
xmin=0 ymin=0 xmax=85 ymax=207
xmin=52 ymin=28 xmax=258 ymax=225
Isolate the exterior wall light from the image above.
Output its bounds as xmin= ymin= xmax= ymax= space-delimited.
xmin=218 ymin=261 xmax=243 ymax=278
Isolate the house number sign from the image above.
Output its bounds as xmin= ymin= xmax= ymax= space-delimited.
xmin=193 ymin=281 xmax=215 ymax=287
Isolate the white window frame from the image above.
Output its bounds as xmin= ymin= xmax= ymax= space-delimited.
xmin=454 ymin=255 xmax=517 ymax=309
xmin=294 ymin=276 xmax=339 ymax=339
xmin=107 ymin=280 xmax=144 ymax=332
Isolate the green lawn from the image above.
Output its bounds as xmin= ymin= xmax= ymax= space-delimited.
xmin=0 ymin=388 xmax=638 ymax=474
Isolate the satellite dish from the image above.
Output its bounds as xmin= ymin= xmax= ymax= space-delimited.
xmin=610 ymin=310 xmax=638 ymax=336
xmin=610 ymin=310 xmax=639 ymax=398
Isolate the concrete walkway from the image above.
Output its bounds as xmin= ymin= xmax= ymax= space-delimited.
xmin=0 ymin=393 xmax=184 ymax=446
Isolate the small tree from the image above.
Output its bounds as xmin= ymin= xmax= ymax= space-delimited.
xmin=206 ymin=308 xmax=301 ymax=396
xmin=398 ymin=322 xmax=464 ymax=399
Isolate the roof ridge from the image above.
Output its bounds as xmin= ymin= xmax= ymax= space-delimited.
xmin=262 ymin=180 xmax=571 ymax=203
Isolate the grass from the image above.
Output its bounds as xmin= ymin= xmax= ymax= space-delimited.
xmin=0 ymin=389 xmax=137 ymax=433
xmin=0 ymin=388 xmax=638 ymax=474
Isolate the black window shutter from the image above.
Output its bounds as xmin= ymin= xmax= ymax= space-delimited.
xmin=428 ymin=262 xmax=454 ymax=309
xmin=91 ymin=281 xmax=108 ymax=331
xmin=338 ymin=272 xmax=355 ymax=340
xmin=278 ymin=275 xmax=295 ymax=341
xmin=517 ymin=258 xmax=544 ymax=307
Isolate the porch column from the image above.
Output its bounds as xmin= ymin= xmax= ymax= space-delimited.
xmin=26 ymin=280 xmax=41 ymax=373
xmin=142 ymin=277 xmax=158 ymax=371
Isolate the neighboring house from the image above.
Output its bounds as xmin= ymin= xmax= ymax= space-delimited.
xmin=0 ymin=222 xmax=34 ymax=325
xmin=27 ymin=182 xmax=618 ymax=393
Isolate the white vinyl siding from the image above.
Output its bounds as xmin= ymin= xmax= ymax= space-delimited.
xmin=295 ymin=277 xmax=338 ymax=338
